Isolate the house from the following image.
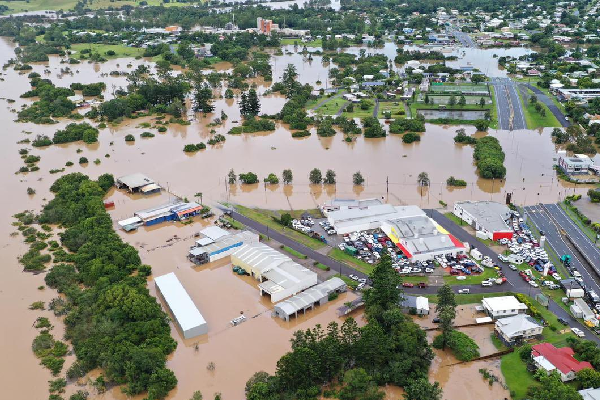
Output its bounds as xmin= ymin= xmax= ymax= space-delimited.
xmin=482 ymin=296 xmax=528 ymax=319
xmin=453 ymin=201 xmax=513 ymax=241
xmin=400 ymin=295 xmax=430 ymax=315
xmin=154 ymin=272 xmax=207 ymax=339
xmin=579 ymin=388 xmax=600 ymax=400
xmin=532 ymin=343 xmax=593 ymax=381
xmin=495 ymin=314 xmax=543 ymax=346
xmin=273 ymin=278 xmax=347 ymax=321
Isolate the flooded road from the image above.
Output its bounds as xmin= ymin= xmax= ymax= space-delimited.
xmin=0 ymin=34 xmax=588 ymax=399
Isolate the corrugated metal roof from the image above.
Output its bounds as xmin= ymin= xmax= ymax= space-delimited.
xmin=274 ymin=278 xmax=346 ymax=316
xmin=154 ymin=272 xmax=206 ymax=331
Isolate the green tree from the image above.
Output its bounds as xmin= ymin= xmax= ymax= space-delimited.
xmin=479 ymin=97 xmax=486 ymax=108
xmin=530 ymin=94 xmax=538 ymax=104
xmin=282 ymin=64 xmax=298 ymax=98
xmin=339 ymin=368 xmax=384 ymax=400
xmin=417 ymin=172 xmax=430 ymax=187
xmin=282 ymin=169 xmax=293 ymax=184
xmin=576 ymin=368 xmax=600 ymax=389
xmin=364 ymin=253 xmax=402 ymax=320
xmin=458 ymin=95 xmax=466 ymax=106
xmin=530 ymin=370 xmax=582 ymax=400
xmin=190 ymin=390 xmax=203 ymax=400
xmin=309 ymin=168 xmax=322 ymax=184
xmin=449 ymin=95 xmax=456 ymax=106
xmin=353 ymin=171 xmax=365 ymax=186
xmin=403 ymin=378 xmax=443 ymax=400
xmin=324 ymin=169 xmax=336 ymax=184
xmin=193 ymin=83 xmax=214 ymax=114
xmin=247 ymin=89 xmax=260 ymax=116
xmin=228 ymin=169 xmax=236 ymax=184
xmin=435 ymin=285 xmax=457 ymax=349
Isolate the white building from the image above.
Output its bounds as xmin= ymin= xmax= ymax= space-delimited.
xmin=188 ymin=230 xmax=259 ymax=265
xmin=273 ymin=277 xmax=347 ymax=321
xmin=154 ymin=273 xmax=208 ymax=339
xmin=558 ymin=154 xmax=595 ymax=175
xmin=400 ymin=295 xmax=430 ymax=315
xmin=495 ymin=314 xmax=543 ymax=346
xmin=231 ymin=243 xmax=317 ymax=302
xmin=453 ymin=201 xmax=513 ymax=241
xmin=482 ymin=296 xmax=528 ymax=319
xmin=580 ymin=388 xmax=600 ymax=400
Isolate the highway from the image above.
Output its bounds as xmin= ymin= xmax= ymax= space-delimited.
xmin=450 ymin=30 xmax=477 ymax=48
xmin=543 ymin=203 xmax=600 ymax=275
xmin=523 ymin=204 xmax=600 ymax=296
xmin=491 ymin=77 xmax=527 ymax=131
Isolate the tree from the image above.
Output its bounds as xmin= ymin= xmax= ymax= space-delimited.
xmin=530 ymin=94 xmax=538 ymax=104
xmin=282 ymin=169 xmax=293 ymax=184
xmin=324 ymin=169 xmax=336 ymax=184
xmin=364 ymin=253 xmax=402 ymax=321
xmin=530 ymin=370 xmax=582 ymax=400
xmin=474 ymin=119 xmax=489 ymax=131
xmin=282 ymin=64 xmax=298 ymax=98
xmin=190 ymin=391 xmax=203 ymax=400
xmin=239 ymin=172 xmax=259 ymax=184
xmin=247 ymin=89 xmax=260 ymax=116
xmin=228 ymin=169 xmax=236 ymax=184
xmin=424 ymin=94 xmax=429 ymax=104
xmin=458 ymin=95 xmax=466 ymax=106
xmin=417 ymin=172 xmax=430 ymax=187
xmin=239 ymin=92 xmax=250 ymax=117
xmin=479 ymin=97 xmax=486 ymax=108
xmin=264 ymin=173 xmax=279 ymax=184
xmin=309 ymin=168 xmax=322 ymax=184
xmin=403 ymin=378 xmax=443 ymax=400
xmin=577 ymin=368 xmax=600 ymax=389
xmin=588 ymin=189 xmax=600 ymax=203
xmin=449 ymin=95 xmax=456 ymax=107
xmin=435 ymin=285 xmax=456 ymax=349
xmin=353 ymin=171 xmax=365 ymax=186
xmin=194 ymin=84 xmax=214 ymax=114
xmin=339 ymin=368 xmax=384 ymax=400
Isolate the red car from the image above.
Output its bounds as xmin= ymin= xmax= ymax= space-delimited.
xmin=418 ymin=282 xmax=428 ymax=288
xmin=402 ymin=282 xmax=414 ymax=288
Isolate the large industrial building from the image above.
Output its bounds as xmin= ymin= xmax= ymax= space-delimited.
xmin=273 ymin=277 xmax=347 ymax=321
xmin=115 ymin=173 xmax=161 ymax=194
xmin=154 ymin=272 xmax=208 ymax=339
xmin=231 ymin=243 xmax=318 ymax=302
xmin=188 ymin=229 xmax=259 ymax=265
xmin=321 ymin=198 xmax=384 ymax=213
xmin=326 ymin=204 xmax=415 ymax=235
xmin=118 ymin=201 xmax=204 ymax=228
xmin=453 ymin=201 xmax=513 ymax=241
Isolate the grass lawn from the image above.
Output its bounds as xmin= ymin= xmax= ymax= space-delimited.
xmin=222 ymin=215 xmax=244 ymax=230
xmin=336 ymin=274 xmax=358 ymax=289
xmin=559 ymin=201 xmax=600 ymax=244
xmin=315 ymin=262 xmax=330 ymax=271
xmin=280 ymin=245 xmax=308 ymax=259
xmin=235 ymin=205 xmax=326 ymax=250
xmin=316 ymin=98 xmax=347 ymax=116
xmin=70 ymin=43 xmax=145 ymax=60
xmin=426 ymin=291 xmax=512 ymax=305
xmin=329 ymin=248 xmax=375 ymax=275
xmin=443 ymin=267 xmax=499 ymax=285
xmin=519 ymin=88 xmax=561 ymax=129
xmin=277 ymin=209 xmax=323 ymax=220
xmin=281 ymin=38 xmax=323 ymax=47
xmin=401 ymin=275 xmax=431 ymax=284
xmin=501 ymin=349 xmax=536 ymax=400
xmin=343 ymin=104 xmax=375 ymax=119
xmin=488 ymin=85 xmax=498 ymax=129
xmin=377 ymin=102 xmax=406 ymax=118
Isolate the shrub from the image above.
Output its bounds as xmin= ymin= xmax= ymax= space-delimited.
xmin=292 ymin=130 xmax=311 ymax=137
xmin=264 ymin=173 xmax=279 ymax=184
xmin=389 ymin=118 xmax=425 ymax=133
xmin=446 ymin=176 xmax=467 ymax=187
xmin=473 ymin=136 xmax=506 ymax=179
xmin=140 ymin=131 xmax=155 ymax=138
xmin=157 ymin=126 xmax=167 ymax=132
xmin=454 ymin=128 xmax=477 ymax=144
xmin=402 ymin=132 xmax=421 ymax=143
xmin=32 ymin=135 xmax=53 ymax=147
xmin=78 ymin=157 xmax=88 ymax=164
xmin=124 ymin=134 xmax=135 ymax=142
xmin=239 ymin=172 xmax=259 ymax=184
xmin=435 ymin=331 xmax=480 ymax=361
xmin=183 ymin=143 xmax=206 ymax=152
xmin=53 ymin=123 xmax=99 ymax=144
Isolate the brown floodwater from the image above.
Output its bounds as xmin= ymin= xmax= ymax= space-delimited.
xmin=0 ymin=33 xmax=590 ymax=399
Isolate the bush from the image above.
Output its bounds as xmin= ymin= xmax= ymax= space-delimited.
xmin=264 ymin=173 xmax=279 ymax=184
xmin=228 ymin=118 xmax=276 ymax=134
xmin=183 ymin=143 xmax=206 ymax=152
xmin=207 ymin=134 xmax=225 ymax=145
xmin=32 ymin=135 xmax=53 ymax=147
xmin=78 ymin=157 xmax=88 ymax=164
xmin=474 ymin=119 xmax=489 ymax=131
xmin=454 ymin=128 xmax=477 ymax=144
xmin=53 ymin=123 xmax=99 ymax=144
xmin=434 ymin=331 xmax=480 ymax=361
xmin=124 ymin=134 xmax=135 ymax=142
xmin=447 ymin=176 xmax=467 ymax=187
xmin=239 ymin=172 xmax=259 ymax=184
xmin=402 ymin=132 xmax=421 ymax=143
xmin=157 ymin=126 xmax=167 ymax=133
xmin=389 ymin=118 xmax=425 ymax=133
xmin=362 ymin=116 xmax=386 ymax=138
xmin=292 ymin=130 xmax=311 ymax=137
xmin=589 ymin=189 xmax=600 ymax=203
xmin=140 ymin=131 xmax=155 ymax=138
xmin=473 ymin=136 xmax=506 ymax=179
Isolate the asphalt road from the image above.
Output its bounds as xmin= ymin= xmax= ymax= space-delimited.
xmin=523 ymin=84 xmax=570 ymax=127
xmin=543 ymin=203 xmax=600 ymax=276
xmin=450 ymin=30 xmax=477 ymax=48
xmin=491 ymin=78 xmax=527 ymax=131
xmin=523 ymin=204 xmax=600 ymax=296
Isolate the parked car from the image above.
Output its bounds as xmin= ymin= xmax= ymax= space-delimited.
xmin=432 ymin=317 xmax=440 ymax=323
xmin=417 ymin=282 xmax=428 ymax=288
xmin=458 ymin=289 xmax=470 ymax=294
xmin=571 ymin=327 xmax=585 ymax=338
xmin=557 ymin=317 xmax=568 ymax=325
xmin=481 ymin=281 xmax=493 ymax=287
xmin=402 ymin=282 xmax=414 ymax=288
xmin=509 ymin=264 xmax=518 ymax=271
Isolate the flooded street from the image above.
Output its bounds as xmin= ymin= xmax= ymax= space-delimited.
xmin=0 ymin=33 xmax=585 ymax=399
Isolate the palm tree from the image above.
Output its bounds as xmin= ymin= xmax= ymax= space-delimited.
xmin=418 ymin=172 xmax=430 ymax=197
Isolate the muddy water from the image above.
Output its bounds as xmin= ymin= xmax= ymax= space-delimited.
xmin=0 ymin=33 xmax=587 ymax=399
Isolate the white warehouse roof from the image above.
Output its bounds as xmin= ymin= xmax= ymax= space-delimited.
xmin=154 ymin=272 xmax=207 ymax=339
xmin=482 ymin=296 xmax=528 ymax=313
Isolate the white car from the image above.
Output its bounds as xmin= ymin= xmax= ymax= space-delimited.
xmin=529 ymin=281 xmax=539 ymax=288
xmin=571 ymin=327 xmax=584 ymax=338
xmin=458 ymin=289 xmax=470 ymax=294
xmin=425 ymin=268 xmax=434 ymax=273
xmin=481 ymin=281 xmax=493 ymax=287
xmin=349 ymin=274 xmax=359 ymax=281
xmin=456 ymin=276 xmax=467 ymax=281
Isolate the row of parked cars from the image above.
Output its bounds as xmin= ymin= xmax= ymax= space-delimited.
xmin=338 ymin=230 xmax=403 ymax=266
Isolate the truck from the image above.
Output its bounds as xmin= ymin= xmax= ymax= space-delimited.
xmin=567 ymin=288 xmax=585 ymax=299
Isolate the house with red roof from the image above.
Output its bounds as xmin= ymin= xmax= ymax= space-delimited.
xmin=531 ymin=343 xmax=593 ymax=382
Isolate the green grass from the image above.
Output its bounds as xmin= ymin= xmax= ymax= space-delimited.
xmin=343 ymin=104 xmax=375 ymax=119
xmin=280 ymin=38 xmax=323 ymax=47
xmin=377 ymin=102 xmax=406 ymax=118
xmin=316 ymin=98 xmax=347 ymax=116
xmin=329 ymin=248 xmax=375 ymax=275
xmin=425 ymin=291 xmax=512 ymax=305
xmin=336 ymin=274 xmax=358 ymax=289
xmin=235 ymin=205 xmax=326 ymax=250
xmin=280 ymin=245 xmax=308 ymax=259
xmin=501 ymin=349 xmax=536 ymax=399
xmin=488 ymin=85 xmax=498 ymax=129
xmin=315 ymin=263 xmax=330 ymax=271
xmin=222 ymin=215 xmax=244 ymax=230
xmin=70 ymin=43 xmax=145 ymax=59
xmin=559 ymin=201 xmax=600 ymax=244
xmin=277 ymin=209 xmax=323 ymax=220
xmin=443 ymin=267 xmax=499 ymax=285
xmin=401 ymin=275 xmax=431 ymax=284
xmin=491 ymin=333 xmax=508 ymax=351
xmin=519 ymin=88 xmax=561 ymax=129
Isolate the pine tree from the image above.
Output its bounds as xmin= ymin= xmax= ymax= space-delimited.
xmin=239 ymin=92 xmax=249 ymax=117
xmin=247 ymin=89 xmax=260 ymax=116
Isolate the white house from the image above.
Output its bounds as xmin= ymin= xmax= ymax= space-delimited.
xmin=482 ymin=296 xmax=528 ymax=319
xmin=495 ymin=314 xmax=543 ymax=346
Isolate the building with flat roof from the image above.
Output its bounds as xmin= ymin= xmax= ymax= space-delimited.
xmin=273 ymin=277 xmax=347 ymax=321
xmin=115 ymin=173 xmax=158 ymax=193
xmin=321 ymin=198 xmax=384 ymax=213
xmin=154 ymin=272 xmax=207 ymax=339
xmin=532 ymin=343 xmax=593 ymax=382
xmin=482 ymin=296 xmax=528 ymax=319
xmin=453 ymin=201 xmax=513 ymax=240
xmin=188 ymin=230 xmax=259 ymax=265
xmin=132 ymin=201 xmax=204 ymax=227
xmin=231 ymin=243 xmax=317 ymax=302
xmin=495 ymin=314 xmax=543 ymax=346
xmin=326 ymin=204 xmax=424 ymax=235
xmin=557 ymin=88 xmax=600 ymax=102
xmin=558 ymin=154 xmax=595 ymax=175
